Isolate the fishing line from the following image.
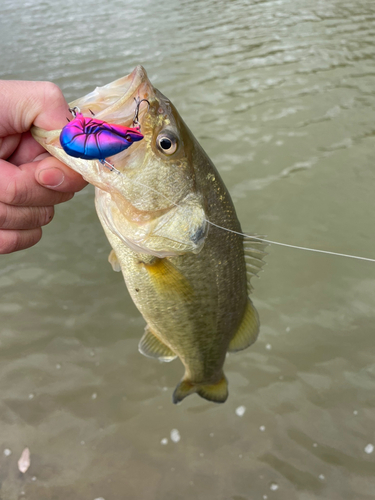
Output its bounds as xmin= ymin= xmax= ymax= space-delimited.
xmin=114 ymin=169 xmax=375 ymax=264
xmin=65 ymin=100 xmax=373 ymax=264
xmin=204 ymin=220 xmax=375 ymax=263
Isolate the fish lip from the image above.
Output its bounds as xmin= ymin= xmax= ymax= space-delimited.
xmin=67 ymin=65 xmax=153 ymax=129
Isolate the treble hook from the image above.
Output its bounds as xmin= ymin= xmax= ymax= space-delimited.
xmin=132 ymin=97 xmax=150 ymax=130
xmin=68 ymin=106 xmax=81 ymax=118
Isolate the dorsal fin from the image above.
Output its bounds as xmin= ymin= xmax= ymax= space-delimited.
xmin=228 ymin=298 xmax=259 ymax=353
xmin=243 ymin=235 xmax=268 ymax=292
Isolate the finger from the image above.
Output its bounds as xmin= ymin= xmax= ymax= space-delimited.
xmin=0 ymin=80 xmax=70 ymax=136
xmin=0 ymin=133 xmax=22 ymax=160
xmin=0 ymin=202 xmax=54 ymax=230
xmin=0 ymin=158 xmax=74 ymax=207
xmin=6 ymin=131 xmax=45 ymax=165
xmin=35 ymin=156 xmax=88 ymax=193
xmin=0 ymin=228 xmax=42 ymax=254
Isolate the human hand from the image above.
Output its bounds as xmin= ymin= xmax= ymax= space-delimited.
xmin=0 ymin=80 xmax=88 ymax=254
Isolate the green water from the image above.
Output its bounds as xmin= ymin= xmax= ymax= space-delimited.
xmin=1 ymin=1 xmax=375 ymax=498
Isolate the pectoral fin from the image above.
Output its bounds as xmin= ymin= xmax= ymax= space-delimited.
xmin=228 ymin=298 xmax=260 ymax=353
xmin=142 ymin=258 xmax=193 ymax=298
xmin=138 ymin=326 xmax=177 ymax=362
xmin=108 ymin=249 xmax=121 ymax=272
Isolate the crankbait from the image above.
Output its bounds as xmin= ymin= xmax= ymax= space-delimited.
xmin=60 ymin=98 xmax=149 ymax=171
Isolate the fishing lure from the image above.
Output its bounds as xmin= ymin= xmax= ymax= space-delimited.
xmin=60 ymin=98 xmax=148 ymax=171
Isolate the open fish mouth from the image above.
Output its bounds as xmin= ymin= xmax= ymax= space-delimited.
xmin=68 ymin=65 xmax=154 ymax=128
xmin=31 ymin=66 xmax=155 ymax=186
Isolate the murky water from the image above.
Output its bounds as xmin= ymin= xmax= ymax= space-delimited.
xmin=1 ymin=0 xmax=375 ymax=498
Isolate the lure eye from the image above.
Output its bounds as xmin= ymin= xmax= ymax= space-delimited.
xmin=156 ymin=131 xmax=178 ymax=155
xmin=125 ymin=134 xmax=133 ymax=142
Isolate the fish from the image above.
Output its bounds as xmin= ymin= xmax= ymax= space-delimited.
xmin=31 ymin=66 xmax=266 ymax=404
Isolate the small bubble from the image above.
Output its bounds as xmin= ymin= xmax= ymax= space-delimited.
xmin=209 ymin=432 xmax=214 ymax=437
xmin=28 ymin=393 xmax=34 ymax=400
xmin=239 ymin=454 xmax=243 ymax=458
xmin=91 ymin=393 xmax=97 ymax=400
xmin=31 ymin=476 xmax=37 ymax=481
xmin=171 ymin=467 xmax=175 ymax=472
xmin=189 ymin=481 xmax=194 ymax=486
xmin=313 ymin=443 xmax=318 ymax=448
xmin=353 ymin=410 xmax=358 ymax=415
xmin=319 ymin=474 xmax=325 ymax=480
xmin=260 ymin=426 xmax=266 ymax=432
xmin=81 ymin=441 xmax=85 ymax=445
xmin=276 ymin=140 xmax=284 ymax=146
xmin=285 ymin=327 xmax=290 ymax=332
xmin=235 ymin=406 xmax=246 ymax=417
xmin=200 ymin=453 xmax=204 ymax=457
xmin=3 ymin=449 xmax=11 ymax=456
xmin=94 ymin=498 xmax=105 ymax=500
xmin=90 ymin=350 xmax=95 ymax=357
xmin=56 ymin=363 xmax=61 ymax=369
xmin=263 ymin=496 xmax=268 ymax=500
xmin=270 ymin=482 xmax=279 ymax=491
xmin=161 ymin=438 xmax=168 ymax=445
xmin=279 ymin=376 xmax=284 ymax=381
xmin=162 ymin=387 xmax=168 ymax=392
xmin=364 ymin=444 xmax=374 ymax=454
xmin=266 ymin=343 xmax=272 ymax=350
xmin=170 ymin=429 xmax=180 ymax=443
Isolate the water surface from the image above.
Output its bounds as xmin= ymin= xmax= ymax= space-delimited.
xmin=1 ymin=1 xmax=375 ymax=499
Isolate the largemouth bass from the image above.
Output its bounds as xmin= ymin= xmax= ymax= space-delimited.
xmin=32 ymin=66 xmax=266 ymax=404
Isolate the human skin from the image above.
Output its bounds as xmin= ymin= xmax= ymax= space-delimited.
xmin=0 ymin=80 xmax=87 ymax=254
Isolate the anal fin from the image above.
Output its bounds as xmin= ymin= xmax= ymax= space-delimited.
xmin=228 ymin=298 xmax=260 ymax=353
xmin=138 ymin=326 xmax=177 ymax=362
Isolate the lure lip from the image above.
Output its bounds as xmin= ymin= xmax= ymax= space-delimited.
xmin=121 ymin=127 xmax=144 ymax=141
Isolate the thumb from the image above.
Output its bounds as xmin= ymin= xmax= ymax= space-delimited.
xmin=0 ymin=80 xmax=70 ymax=136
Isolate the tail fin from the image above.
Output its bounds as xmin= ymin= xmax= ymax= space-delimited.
xmin=172 ymin=375 xmax=228 ymax=404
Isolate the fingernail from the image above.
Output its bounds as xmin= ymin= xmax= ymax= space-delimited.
xmin=34 ymin=152 xmax=50 ymax=162
xmin=38 ymin=167 xmax=65 ymax=188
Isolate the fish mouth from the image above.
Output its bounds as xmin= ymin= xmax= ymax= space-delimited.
xmin=68 ymin=65 xmax=154 ymax=128
xmin=31 ymin=65 xmax=155 ymax=184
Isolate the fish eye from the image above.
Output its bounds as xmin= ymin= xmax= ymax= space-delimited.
xmin=156 ymin=131 xmax=178 ymax=155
